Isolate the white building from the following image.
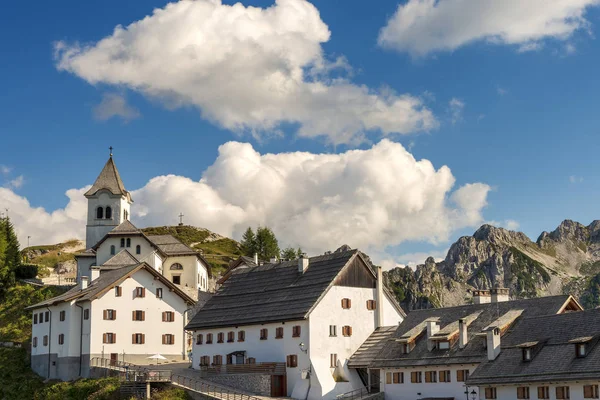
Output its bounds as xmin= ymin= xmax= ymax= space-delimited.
xmin=468 ymin=308 xmax=600 ymax=400
xmin=28 ymin=262 xmax=196 ymax=380
xmin=349 ymin=292 xmax=583 ymax=400
xmin=75 ymin=153 xmax=211 ymax=298
xmin=186 ymin=250 xmax=405 ymax=399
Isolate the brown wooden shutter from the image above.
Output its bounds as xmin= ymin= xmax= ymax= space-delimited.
xmin=103 ymin=310 xmax=107 ymax=320
xmin=142 ymin=288 xmax=145 ymax=297
xmin=142 ymin=311 xmax=145 ymax=321
xmin=103 ymin=333 xmax=107 ymax=344
xmin=142 ymin=334 xmax=145 ymax=344
xmin=386 ymin=372 xmax=392 ymax=384
xmin=132 ymin=311 xmax=135 ymax=320
xmin=132 ymin=334 xmax=135 ymax=344
xmin=114 ymin=310 xmax=117 ymax=319
xmin=162 ymin=312 xmax=166 ymax=322
xmin=162 ymin=335 xmax=165 ymax=344
xmin=113 ymin=333 xmax=116 ymax=343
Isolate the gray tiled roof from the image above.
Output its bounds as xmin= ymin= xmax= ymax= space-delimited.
xmin=108 ymin=220 xmax=141 ymax=235
xmin=84 ymin=156 xmax=131 ymax=201
xmin=468 ymin=309 xmax=600 ymax=385
xmin=101 ymin=249 xmax=139 ymax=267
xmin=76 ymin=248 xmax=96 ymax=257
xmin=186 ymin=250 xmax=360 ymax=330
xmin=146 ymin=235 xmax=197 ymax=256
xmin=368 ymin=295 xmax=572 ymax=368
xmin=348 ymin=326 xmax=397 ymax=368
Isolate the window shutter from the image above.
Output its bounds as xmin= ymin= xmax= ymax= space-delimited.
xmin=142 ymin=334 xmax=145 ymax=344
xmin=114 ymin=310 xmax=117 ymax=319
xmin=103 ymin=310 xmax=107 ymax=320
xmin=142 ymin=288 xmax=145 ymax=297
xmin=162 ymin=312 xmax=166 ymax=322
xmin=162 ymin=335 xmax=165 ymax=345
xmin=113 ymin=333 xmax=117 ymax=343
xmin=132 ymin=311 xmax=135 ymax=320
xmin=142 ymin=311 xmax=145 ymax=321
xmin=132 ymin=334 xmax=135 ymax=344
xmin=103 ymin=333 xmax=107 ymax=344
xmin=348 ymin=299 xmax=351 ymax=308
xmin=386 ymin=372 xmax=392 ymax=384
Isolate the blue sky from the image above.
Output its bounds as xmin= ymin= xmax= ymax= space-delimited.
xmin=1 ymin=0 xmax=599 ymax=267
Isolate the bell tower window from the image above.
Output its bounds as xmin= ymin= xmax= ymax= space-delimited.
xmin=110 ymin=245 xmax=115 ymax=255
xmin=105 ymin=206 xmax=112 ymax=220
xmin=126 ymin=238 xmax=131 ymax=248
xmin=96 ymin=207 xmax=104 ymax=219
xmin=136 ymin=245 xmax=141 ymax=255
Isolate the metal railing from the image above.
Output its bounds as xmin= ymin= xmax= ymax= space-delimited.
xmin=200 ymin=362 xmax=286 ymax=376
xmin=171 ymin=373 xmax=262 ymax=400
xmin=90 ymin=357 xmax=172 ymax=382
xmin=336 ymin=383 xmax=381 ymax=400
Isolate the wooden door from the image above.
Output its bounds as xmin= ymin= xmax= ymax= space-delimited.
xmin=270 ymin=375 xmax=286 ymax=397
xmin=110 ymin=353 xmax=118 ymax=366
xmin=369 ymin=369 xmax=380 ymax=392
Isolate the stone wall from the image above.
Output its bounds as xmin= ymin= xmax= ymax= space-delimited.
xmin=203 ymin=374 xmax=271 ymax=396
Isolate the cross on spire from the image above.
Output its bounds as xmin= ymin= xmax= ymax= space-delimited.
xmin=109 ymin=146 xmax=113 ymax=157
xmin=178 ymin=213 xmax=184 ymax=226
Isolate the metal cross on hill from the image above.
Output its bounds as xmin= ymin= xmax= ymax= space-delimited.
xmin=178 ymin=213 xmax=184 ymax=226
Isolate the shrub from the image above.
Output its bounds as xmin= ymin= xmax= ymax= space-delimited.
xmin=15 ymin=264 xmax=39 ymax=279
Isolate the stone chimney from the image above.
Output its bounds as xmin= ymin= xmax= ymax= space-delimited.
xmin=486 ymin=327 xmax=501 ymax=360
xmin=459 ymin=318 xmax=468 ymax=349
xmin=426 ymin=318 xmax=440 ymax=351
xmin=472 ymin=289 xmax=491 ymax=304
xmin=376 ymin=266 xmax=384 ymax=328
xmin=491 ymin=287 xmax=509 ymax=303
xmin=298 ymin=254 xmax=309 ymax=273
xmin=253 ymin=253 xmax=258 ymax=265
xmin=80 ymin=276 xmax=89 ymax=290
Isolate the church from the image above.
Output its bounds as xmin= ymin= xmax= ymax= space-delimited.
xmin=75 ymin=152 xmax=211 ymax=300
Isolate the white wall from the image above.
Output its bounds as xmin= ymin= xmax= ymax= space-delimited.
xmin=96 ymin=236 xmax=154 ymax=266
xmin=162 ymin=255 xmax=208 ymax=290
xmin=191 ymin=320 xmax=310 ymax=396
xmin=308 ymin=286 xmax=404 ymax=400
xmin=483 ymin=382 xmax=600 ymax=400
xmin=89 ymin=269 xmax=191 ymax=363
xmin=86 ymin=190 xmax=130 ymax=249
xmin=381 ymin=364 xmax=479 ymax=400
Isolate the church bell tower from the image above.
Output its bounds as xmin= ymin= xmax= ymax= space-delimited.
xmin=84 ymin=148 xmax=133 ymax=248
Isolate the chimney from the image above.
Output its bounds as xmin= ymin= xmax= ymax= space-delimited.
xmin=459 ymin=318 xmax=468 ymax=349
xmin=486 ymin=327 xmax=501 ymax=360
xmin=472 ymin=290 xmax=491 ymax=304
xmin=270 ymin=256 xmax=278 ymax=264
xmin=426 ymin=318 xmax=440 ymax=351
xmin=253 ymin=253 xmax=258 ymax=265
xmin=298 ymin=254 xmax=309 ymax=273
xmin=491 ymin=287 xmax=509 ymax=303
xmin=80 ymin=276 xmax=89 ymax=290
xmin=90 ymin=268 xmax=100 ymax=282
xmin=376 ymin=266 xmax=384 ymax=328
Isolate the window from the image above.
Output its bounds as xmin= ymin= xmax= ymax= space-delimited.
xmin=196 ymin=334 xmax=203 ymax=345
xmin=170 ymin=263 xmax=183 ymax=270
xmin=286 ymin=354 xmax=298 ymax=368
xmin=227 ymin=331 xmax=235 ymax=343
xmin=110 ymin=245 xmax=116 ymax=255
xmin=96 ymin=207 xmax=103 ymax=219
xmin=126 ymin=238 xmax=131 ymax=248
xmin=439 ymin=370 xmax=451 ymax=382
xmin=136 ymin=245 xmax=141 ymax=255
xmin=342 ymin=326 xmax=352 ymax=337
xmin=457 ymin=369 xmax=469 ymax=382
xmin=330 ymin=353 xmax=337 ymax=368
xmin=217 ymin=332 xmax=224 ymax=343
xmin=410 ymin=371 xmax=422 ymax=383
xmin=173 ymin=276 xmax=181 ymax=285
xmin=162 ymin=334 xmax=175 ymax=345
xmin=329 ymin=325 xmax=337 ymax=337
xmin=517 ymin=387 xmax=530 ymax=399
xmin=392 ymin=372 xmax=403 ymax=384
xmin=114 ymin=286 xmax=122 ymax=297
xmin=32 ymin=337 xmax=37 ymax=348
xmin=83 ymin=309 xmax=89 ymax=320
xmin=425 ymin=370 xmax=437 ymax=383
xmin=33 ymin=314 xmax=38 ymax=324
xmin=276 ymin=327 xmax=284 ymax=339
xmin=132 ymin=333 xmax=145 ymax=344
xmin=366 ymin=300 xmax=377 ymax=310
xmin=103 ymin=333 xmax=116 ymax=344
xmin=132 ymin=310 xmax=145 ymax=321
xmin=58 ymin=334 xmax=64 ymax=345
xmin=577 ymin=343 xmax=588 ymax=358
xmin=537 ymin=387 xmax=550 ymax=399
xmin=523 ymin=347 xmax=532 ymax=361
xmin=105 ymin=206 xmax=112 ymax=220
xmin=238 ymin=331 xmax=245 ymax=342
xmin=39 ymin=312 xmax=43 ymax=323
xmin=162 ymin=311 xmax=175 ymax=322
xmin=200 ymin=356 xmax=210 ymax=366
xmin=260 ymin=329 xmax=268 ymax=340
xmin=402 ymin=343 xmax=411 ymax=354
xmin=206 ymin=333 xmax=213 ymax=344
xmin=584 ymin=385 xmax=599 ymax=399
xmin=341 ymin=298 xmax=352 ymax=309
xmin=484 ymin=388 xmax=497 ymax=399
xmin=120 ymin=238 xmax=125 ymax=248
xmin=437 ymin=341 xmax=450 ymax=350
xmin=59 ymin=311 xmax=66 ymax=321
xmin=293 ymin=326 xmax=301 ymax=337
xmin=213 ymin=355 xmax=222 ymax=365
xmin=226 ymin=354 xmax=233 ymax=365
xmin=103 ymin=309 xmax=117 ymax=320
xmin=135 ymin=287 xmax=145 ymax=298
xmin=43 ymin=335 xmax=48 ymax=346
xmin=247 ymin=357 xmax=256 ymax=364
xmin=556 ymin=387 xmax=570 ymax=399
xmin=45 ymin=311 xmax=50 ymax=322
xmin=156 ymin=288 xmax=163 ymax=298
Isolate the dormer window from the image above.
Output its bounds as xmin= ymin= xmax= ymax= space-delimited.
xmin=576 ymin=343 xmax=587 ymax=358
xmin=522 ymin=347 xmax=532 ymax=362
xmin=437 ymin=340 xmax=450 ymax=350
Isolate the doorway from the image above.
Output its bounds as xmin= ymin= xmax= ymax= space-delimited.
xmin=110 ymin=353 xmax=118 ymax=366
xmin=173 ymin=275 xmax=181 ymax=285
xmin=271 ymin=375 xmax=287 ymax=397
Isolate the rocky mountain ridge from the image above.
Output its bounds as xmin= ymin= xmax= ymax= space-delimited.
xmin=385 ymin=220 xmax=600 ymax=311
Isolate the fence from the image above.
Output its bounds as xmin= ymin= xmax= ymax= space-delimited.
xmin=171 ymin=373 xmax=262 ymax=400
xmin=336 ymin=383 xmax=381 ymax=400
xmin=200 ymin=362 xmax=286 ymax=376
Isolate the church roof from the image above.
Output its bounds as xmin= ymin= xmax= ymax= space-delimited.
xmin=109 ymin=220 xmax=141 ymax=235
xmin=146 ymin=235 xmax=197 ymax=256
xmin=84 ymin=156 xmax=131 ymax=201
xmin=101 ymin=249 xmax=139 ymax=268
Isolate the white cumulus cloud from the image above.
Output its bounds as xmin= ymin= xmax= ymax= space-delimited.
xmin=53 ymin=0 xmax=436 ymax=145
xmin=8 ymin=175 xmax=25 ymax=189
xmin=2 ymin=140 xmax=490 ymax=259
xmin=448 ymin=98 xmax=465 ymax=124
xmin=93 ymin=93 xmax=140 ymax=122
xmin=378 ymin=0 xmax=600 ymax=56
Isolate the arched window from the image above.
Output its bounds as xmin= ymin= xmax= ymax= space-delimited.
xmin=170 ymin=263 xmax=183 ymax=270
xmin=96 ymin=207 xmax=104 ymax=219
xmin=126 ymin=238 xmax=131 ymax=248
xmin=136 ymin=245 xmax=141 ymax=255
xmin=120 ymin=238 xmax=125 ymax=248
xmin=105 ymin=206 xmax=112 ymax=220
xmin=110 ymin=245 xmax=115 ymax=255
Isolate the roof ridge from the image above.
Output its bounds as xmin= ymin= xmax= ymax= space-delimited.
xmin=408 ymin=294 xmax=570 ymax=313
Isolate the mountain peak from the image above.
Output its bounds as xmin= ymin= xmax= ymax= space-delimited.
xmin=472 ymin=224 xmax=529 ymax=245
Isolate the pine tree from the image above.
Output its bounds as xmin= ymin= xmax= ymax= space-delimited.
xmin=4 ymin=217 xmax=21 ymax=273
xmin=255 ymin=226 xmax=280 ymax=261
xmin=240 ymin=227 xmax=257 ymax=257
xmin=0 ymin=217 xmax=12 ymax=298
xmin=281 ymin=247 xmax=298 ymax=261
xmin=296 ymin=247 xmax=304 ymax=258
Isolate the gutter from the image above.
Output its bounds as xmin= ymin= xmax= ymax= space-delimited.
xmin=75 ymin=303 xmax=84 ymax=377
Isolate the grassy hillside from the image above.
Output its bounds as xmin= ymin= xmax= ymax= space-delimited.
xmin=22 ymin=239 xmax=83 ymax=277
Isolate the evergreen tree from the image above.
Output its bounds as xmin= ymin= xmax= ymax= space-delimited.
xmin=281 ymin=247 xmax=298 ymax=261
xmin=255 ymin=226 xmax=280 ymax=261
xmin=296 ymin=247 xmax=304 ymax=258
xmin=240 ymin=227 xmax=257 ymax=257
xmin=0 ymin=216 xmax=18 ymax=298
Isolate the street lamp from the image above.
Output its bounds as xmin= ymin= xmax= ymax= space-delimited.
xmin=299 ymin=342 xmax=308 ymax=354
xmin=470 ymin=390 xmax=477 ymax=400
